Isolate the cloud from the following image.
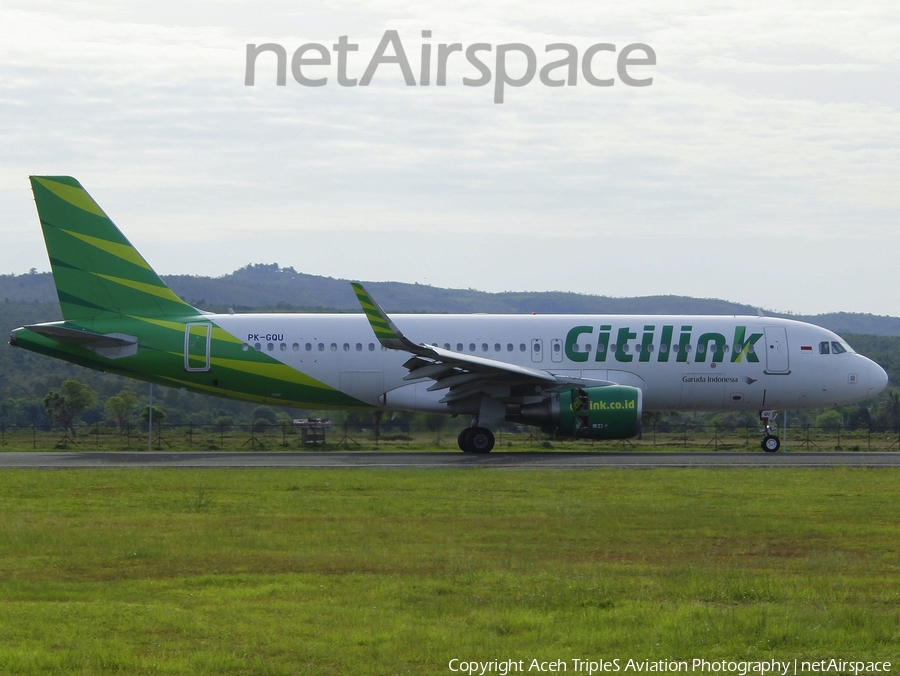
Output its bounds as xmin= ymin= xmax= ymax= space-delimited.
xmin=0 ymin=1 xmax=898 ymax=313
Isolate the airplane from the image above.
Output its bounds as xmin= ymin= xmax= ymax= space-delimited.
xmin=9 ymin=176 xmax=889 ymax=453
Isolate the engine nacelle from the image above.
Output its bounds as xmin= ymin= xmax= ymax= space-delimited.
xmin=514 ymin=385 xmax=642 ymax=440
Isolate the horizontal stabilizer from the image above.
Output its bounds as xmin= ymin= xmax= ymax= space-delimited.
xmin=21 ymin=323 xmax=138 ymax=359
xmin=24 ymin=324 xmax=136 ymax=348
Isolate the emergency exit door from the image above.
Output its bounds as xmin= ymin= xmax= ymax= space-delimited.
xmin=184 ymin=323 xmax=211 ymax=372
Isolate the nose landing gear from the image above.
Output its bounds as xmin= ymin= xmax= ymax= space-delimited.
xmin=759 ymin=410 xmax=781 ymax=452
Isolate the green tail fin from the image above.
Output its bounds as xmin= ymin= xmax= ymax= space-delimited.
xmin=30 ymin=176 xmax=198 ymax=320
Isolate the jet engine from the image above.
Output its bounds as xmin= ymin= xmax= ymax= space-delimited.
xmin=512 ymin=385 xmax=642 ymax=440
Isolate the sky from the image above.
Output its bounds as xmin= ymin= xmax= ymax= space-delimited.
xmin=1 ymin=1 xmax=898 ymax=316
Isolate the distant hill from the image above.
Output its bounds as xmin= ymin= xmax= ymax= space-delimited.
xmin=3 ymin=265 xmax=900 ymax=336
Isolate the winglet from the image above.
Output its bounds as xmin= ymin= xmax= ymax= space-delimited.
xmin=351 ymin=283 xmax=419 ymax=351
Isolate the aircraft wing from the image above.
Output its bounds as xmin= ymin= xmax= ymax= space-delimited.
xmin=351 ymin=283 xmax=613 ymax=404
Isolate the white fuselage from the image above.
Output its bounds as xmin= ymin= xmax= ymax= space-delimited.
xmin=212 ymin=313 xmax=888 ymax=413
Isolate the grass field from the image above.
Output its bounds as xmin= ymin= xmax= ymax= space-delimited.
xmin=0 ymin=468 xmax=898 ymax=675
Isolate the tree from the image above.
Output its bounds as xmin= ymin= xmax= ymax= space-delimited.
xmin=815 ymin=410 xmax=843 ymax=430
xmin=141 ymin=405 xmax=166 ymax=425
xmin=252 ymin=406 xmax=278 ymax=424
xmin=42 ymin=380 xmax=97 ymax=436
xmin=104 ymin=389 xmax=139 ymax=432
xmin=881 ymin=389 xmax=900 ymax=432
xmin=846 ymin=406 xmax=871 ymax=431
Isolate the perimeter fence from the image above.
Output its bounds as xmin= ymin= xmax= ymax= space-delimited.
xmin=1 ymin=422 xmax=899 ymax=452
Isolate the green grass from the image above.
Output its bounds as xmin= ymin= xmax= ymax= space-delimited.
xmin=0 ymin=469 xmax=898 ymax=674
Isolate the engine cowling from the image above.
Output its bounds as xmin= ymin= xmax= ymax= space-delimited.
xmin=514 ymin=385 xmax=642 ymax=440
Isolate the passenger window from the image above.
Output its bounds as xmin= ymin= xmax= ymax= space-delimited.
xmin=241 ymin=343 xmax=249 ymax=351
xmin=519 ymin=343 xmax=526 ymax=352
xmin=831 ymin=341 xmax=846 ymax=354
xmin=292 ymin=343 xmax=299 ymax=351
xmin=597 ymin=344 xmax=606 ymax=353
xmin=746 ymin=344 xmax=753 ymax=354
xmin=330 ymin=343 xmax=337 ymax=351
xmin=553 ymin=343 xmax=561 ymax=352
xmin=622 ymin=344 xmax=630 ymax=353
xmin=819 ymin=341 xmax=830 ymax=354
xmin=469 ymin=343 xmax=476 ymax=352
xmin=697 ymin=344 xmax=706 ymax=354
xmin=456 ymin=343 xmax=463 ymax=351
xmin=343 ymin=343 xmax=350 ymax=351
xmin=494 ymin=343 xmax=501 ymax=352
xmin=254 ymin=343 xmax=261 ymax=351
xmin=444 ymin=343 xmax=451 ymax=350
xmin=368 ymin=343 xmax=375 ymax=351
xmin=659 ymin=344 xmax=667 ymax=353
xmin=267 ymin=343 xmax=274 ymax=351
xmin=482 ymin=343 xmax=488 ymax=352
xmin=356 ymin=343 xmax=362 ymax=351
xmin=317 ymin=343 xmax=324 ymax=351
xmin=280 ymin=343 xmax=286 ymax=351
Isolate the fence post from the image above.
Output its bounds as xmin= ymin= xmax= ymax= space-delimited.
xmin=33 ymin=423 xmax=36 ymax=449
xmin=837 ymin=425 xmax=841 ymax=449
xmin=867 ymin=426 xmax=871 ymax=451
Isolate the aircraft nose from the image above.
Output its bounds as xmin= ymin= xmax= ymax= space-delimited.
xmin=867 ymin=358 xmax=889 ymax=396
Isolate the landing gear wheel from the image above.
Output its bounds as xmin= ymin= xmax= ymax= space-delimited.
xmin=468 ymin=427 xmax=495 ymax=454
xmin=761 ymin=435 xmax=781 ymax=453
xmin=458 ymin=428 xmax=475 ymax=452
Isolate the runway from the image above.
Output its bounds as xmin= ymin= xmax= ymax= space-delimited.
xmin=1 ymin=451 xmax=899 ymax=469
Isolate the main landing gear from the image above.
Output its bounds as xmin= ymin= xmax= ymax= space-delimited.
xmin=759 ymin=410 xmax=781 ymax=453
xmin=458 ymin=427 xmax=495 ymax=454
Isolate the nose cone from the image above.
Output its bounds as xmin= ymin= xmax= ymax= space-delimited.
xmin=866 ymin=357 xmax=889 ymax=397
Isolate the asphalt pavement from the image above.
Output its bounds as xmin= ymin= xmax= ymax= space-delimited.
xmin=1 ymin=451 xmax=899 ymax=469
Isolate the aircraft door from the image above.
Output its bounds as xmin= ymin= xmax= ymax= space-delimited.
xmin=184 ymin=323 xmax=211 ymax=372
xmin=531 ymin=339 xmax=543 ymax=363
xmin=551 ymin=338 xmax=563 ymax=363
xmin=764 ymin=326 xmax=790 ymax=373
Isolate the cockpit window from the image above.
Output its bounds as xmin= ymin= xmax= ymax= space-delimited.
xmin=819 ymin=341 xmax=830 ymax=355
xmin=831 ymin=341 xmax=847 ymax=354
